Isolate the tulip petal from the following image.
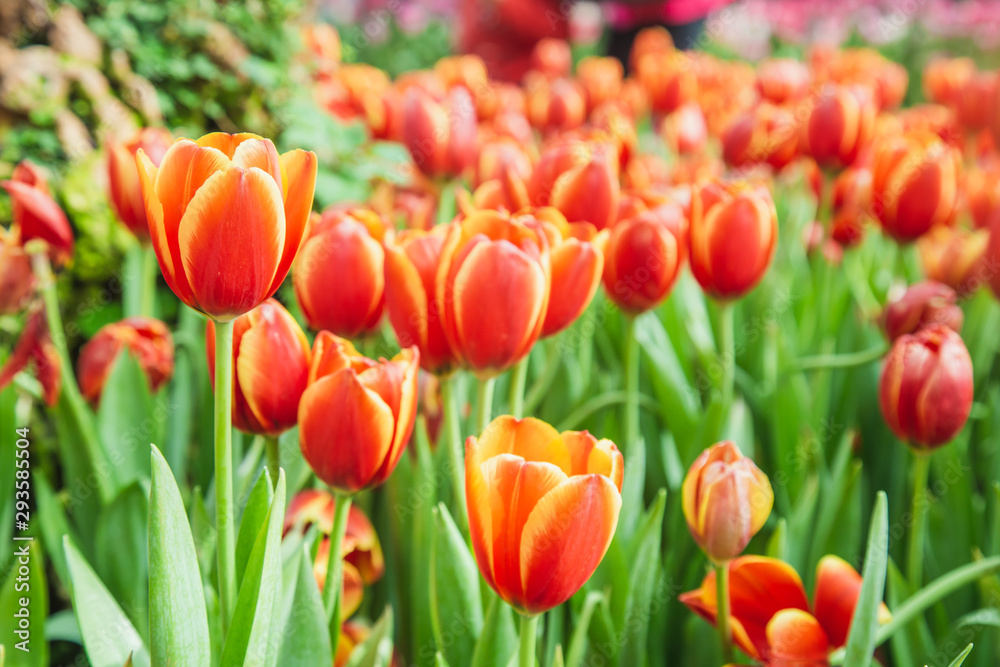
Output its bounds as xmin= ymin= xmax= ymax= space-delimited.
xmin=2 ymin=180 xmax=74 ymax=264
xmin=472 ymin=415 xmax=569 ymax=471
xmin=766 ymin=608 xmax=830 ymax=664
xmin=195 ymin=132 xmax=264 ymax=158
xmin=231 ymin=138 xmax=283 ymax=190
xmin=275 ymin=149 xmax=318 ymax=293
xmin=543 ymin=239 xmax=603 ymax=336
xmin=813 ymin=555 xmax=891 ymax=649
xmin=177 ymin=167 xmax=285 ymax=320
xmin=519 ymin=474 xmax=621 ymax=614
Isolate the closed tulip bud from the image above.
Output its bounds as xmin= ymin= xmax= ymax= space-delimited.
xmin=0 ymin=228 xmax=35 ymax=315
xmin=530 ymin=38 xmax=572 ymax=79
xmin=881 ymin=281 xmax=963 ymax=342
xmin=135 ymin=132 xmax=317 ymax=321
xmin=629 ymin=26 xmax=674 ymax=72
xmin=106 ymin=127 xmax=172 ymax=242
xmin=756 ymin=58 xmax=810 ymax=104
xmin=2 ymin=160 xmax=74 ymax=267
xmin=438 ymin=210 xmax=550 ymax=377
xmin=466 ymin=416 xmax=623 ymax=615
xmin=956 ymin=71 xmax=995 ymax=132
xmin=0 ymin=307 xmax=60 ymax=406
xmin=871 ymin=131 xmax=960 ymax=242
xmin=383 ymin=226 xmax=459 ymax=374
xmin=530 ymin=139 xmax=619 ymax=230
xmin=918 ymin=225 xmax=989 ymax=297
xmin=78 ymin=317 xmax=174 ymax=405
xmin=622 ymin=153 xmax=670 ymax=191
xmin=294 ymin=207 xmax=385 ymax=338
xmin=721 ymin=103 xmax=799 ymax=172
xmin=526 ymin=77 xmax=587 ymax=134
xmin=879 ymin=325 xmax=973 ymax=449
xmin=830 ymin=166 xmax=873 ymax=247
xmin=801 ymin=84 xmax=876 ymax=169
xmin=576 ymin=56 xmax=623 ymax=113
xmin=965 ymin=165 xmax=1000 ymax=230
xmin=537 ymin=209 xmax=605 ymax=336
xmin=636 ymin=51 xmax=697 ymax=114
xmin=600 ymin=195 xmax=687 ymax=313
xmin=682 ymin=441 xmax=773 ymax=563
xmin=689 ymin=181 xmax=778 ymax=300
xmin=434 ymin=55 xmax=488 ymax=97
xmin=299 ymin=332 xmax=419 ymax=493
xmin=206 ymin=299 xmax=310 ymax=436
xmin=402 ymin=87 xmax=478 ymax=178
xmin=923 ymin=57 xmax=975 ymax=106
xmin=661 ymin=103 xmax=707 ymax=156
xmin=474 ymin=139 xmax=533 ymax=189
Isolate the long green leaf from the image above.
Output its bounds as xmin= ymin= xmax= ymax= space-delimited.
xmin=843 ymin=491 xmax=888 ymax=667
xmin=946 ymin=643 xmax=974 ymax=667
xmin=98 ymin=354 xmax=163 ymax=490
xmin=472 ymin=594 xmax=517 ymax=667
xmin=0 ymin=540 xmax=47 ymax=667
xmin=235 ymin=469 xmax=273 ymax=589
xmin=96 ymin=483 xmax=149 ymax=639
xmin=430 ymin=503 xmax=483 ymax=667
xmin=565 ymin=591 xmax=603 ymax=667
xmin=272 ymin=546 xmax=333 ymax=666
xmin=620 ymin=489 xmax=666 ymax=666
xmin=149 ymin=445 xmax=210 ymax=666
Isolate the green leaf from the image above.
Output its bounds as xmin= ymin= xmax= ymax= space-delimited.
xmin=435 ymin=653 xmax=451 ymax=667
xmin=956 ymin=608 xmax=1000 ymax=630
xmin=97 ymin=353 xmax=164 ymax=490
xmin=96 ymin=483 xmax=149 ymax=638
xmin=472 ymin=594 xmax=517 ymax=667
xmin=766 ymin=518 xmax=788 ymax=561
xmin=272 ymin=546 xmax=333 ymax=666
xmin=843 ymin=491 xmax=888 ymax=667
xmin=946 ymin=643 xmax=974 ymax=667
xmin=43 ymin=610 xmax=80 ymax=644
xmin=149 ymin=445 xmax=211 ymax=666
xmin=220 ymin=471 xmax=286 ymax=667
xmin=63 ymin=537 xmax=150 ymax=667
xmin=344 ymin=606 xmax=394 ymax=667
xmin=430 ymin=503 xmax=484 ymax=667
xmin=235 ymin=469 xmax=273 ymax=589
xmin=620 ymin=489 xmax=666 ymax=666
xmin=0 ymin=540 xmax=47 ymax=667
xmin=565 ymin=591 xmax=603 ymax=667
xmin=31 ymin=472 xmax=75 ymax=590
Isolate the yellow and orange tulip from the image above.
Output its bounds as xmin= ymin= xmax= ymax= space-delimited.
xmin=106 ymin=127 xmax=173 ymax=242
xmin=537 ymin=209 xmax=604 ymax=337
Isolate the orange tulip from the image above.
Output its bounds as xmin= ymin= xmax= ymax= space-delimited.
xmin=2 ymin=160 xmax=74 ymax=267
xmin=682 ymin=441 xmax=772 ymax=563
xmin=681 ymin=555 xmax=890 ymax=662
xmin=298 ymin=332 xmax=419 ymax=493
xmin=437 ymin=210 xmax=550 ymax=377
xmin=473 ymin=139 xmax=533 ymax=189
xmin=896 ymin=104 xmax=962 ymax=148
xmin=918 ymin=225 xmax=989 ymax=297
xmin=106 ymin=127 xmax=173 ymax=242
xmin=880 ymin=324 xmax=973 ymax=449
xmin=871 ymin=130 xmax=960 ymax=242
xmin=0 ymin=307 xmax=60 ymax=406
xmin=466 ymin=416 xmax=623 ymax=615
xmin=529 ymin=38 xmax=572 ymax=79
xmin=529 ymin=138 xmax=619 ymax=230
xmin=661 ymin=102 xmax=707 ymax=156
xmin=293 ymin=207 xmax=385 ymax=338
xmin=526 ymin=77 xmax=587 ymax=134
xmin=206 ymin=298 xmax=311 ymax=436
xmin=134 ymin=132 xmax=317 ymax=321
xmin=622 ymin=154 xmax=670 ymax=191
xmin=965 ymin=164 xmax=1000 ymax=230
xmin=881 ymin=281 xmax=963 ymax=342
xmin=629 ymin=26 xmax=674 ymax=72
xmin=402 ymin=87 xmax=478 ymax=178
xmin=0 ymin=227 xmax=35 ymax=315
xmin=575 ymin=56 xmax=623 ymax=113
xmin=956 ymin=71 xmax=995 ymax=132
xmin=435 ymin=55 xmax=489 ymax=98
xmin=600 ymin=193 xmax=688 ymax=313
xmin=383 ymin=226 xmax=459 ymax=374
xmin=537 ymin=209 xmax=604 ymax=337
xmin=800 ymin=84 xmax=876 ymax=170
xmin=829 ymin=165 xmax=873 ymax=247
xmin=721 ymin=102 xmax=799 ymax=172
xmin=78 ymin=316 xmax=174 ymax=405
xmin=756 ymin=58 xmax=810 ymax=104
xmin=636 ymin=51 xmax=697 ymax=114
xmin=689 ymin=181 xmax=778 ymax=300
xmin=923 ymin=57 xmax=975 ymax=107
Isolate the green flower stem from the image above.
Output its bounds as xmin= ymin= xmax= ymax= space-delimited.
xmin=265 ymin=436 xmax=280 ymax=487
xmin=788 ymin=344 xmax=887 ymax=374
xmin=907 ymin=452 xmax=932 ymax=587
xmin=524 ymin=338 xmax=561 ymax=415
xmin=441 ymin=375 xmax=468 ymax=530
xmin=476 ymin=376 xmax=496 ymax=435
xmin=557 ymin=390 xmax=660 ymax=432
xmin=324 ymin=492 xmax=353 ymax=654
xmin=509 ymin=357 xmax=529 ymax=418
xmin=519 ymin=614 xmax=539 ymax=667
xmin=623 ymin=316 xmax=639 ymax=450
xmin=213 ymin=318 xmax=237 ymax=634
xmin=718 ymin=302 xmax=735 ymax=423
xmin=715 ymin=561 xmax=734 ymax=663
xmin=141 ymin=244 xmax=158 ymax=317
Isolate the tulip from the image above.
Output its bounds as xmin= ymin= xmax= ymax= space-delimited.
xmin=661 ymin=103 xmax=708 ymax=156
xmin=575 ymin=56 xmax=623 ymax=113
xmin=537 ymin=209 xmax=605 ymax=336
xmin=205 ymin=299 xmax=310 ymax=436
xmin=629 ymin=26 xmax=674 ymax=72
xmin=529 ymin=138 xmax=619 ymax=230
xmin=756 ymin=58 xmax=810 ymax=104
xmin=0 ymin=228 xmax=35 ymax=315
xmin=881 ymin=281 xmax=963 ymax=342
xmin=0 ymin=307 xmax=60 ymax=406
xmin=434 ymin=55 xmax=489 ymax=97
xmin=529 ymin=38 xmax=572 ymax=79
xmin=829 ymin=166 xmax=873 ymax=247
xmin=918 ymin=225 xmax=990 ymax=297
xmin=721 ymin=102 xmax=799 ymax=172
xmin=134 ymin=132 xmax=317 ymax=321
xmin=923 ymin=57 xmax=975 ymax=107
xmin=2 ymin=160 xmax=74 ymax=267
xmin=402 ymin=87 xmax=477 ymax=178
xmin=682 ymin=441 xmax=773 ymax=563
xmin=600 ymin=194 xmax=687 ymax=313
xmin=871 ymin=130 xmax=960 ymax=242
xmin=473 ymin=139 xmax=533 ymax=189
xmin=77 ymin=316 xmax=174 ymax=405
xmin=293 ymin=207 xmax=385 ymax=338
xmin=956 ymin=71 xmax=995 ymax=132
xmin=965 ymin=165 xmax=1000 ymax=230
xmin=437 ymin=210 xmax=551 ymax=377
xmin=466 ymin=416 xmax=623 ymax=615
xmin=106 ymin=128 xmax=173 ymax=242
xmin=689 ymin=181 xmax=778 ymax=300
xmin=636 ymin=51 xmax=697 ymax=114
xmin=800 ymin=84 xmax=876 ymax=170
xmin=525 ymin=77 xmax=587 ymax=134
xmin=879 ymin=324 xmax=973 ymax=449
xmin=622 ymin=154 xmax=670 ymax=191
xmin=299 ymin=331 xmax=419 ymax=493
xmin=680 ymin=555 xmax=891 ymax=662
xmin=896 ymin=104 xmax=962 ymax=148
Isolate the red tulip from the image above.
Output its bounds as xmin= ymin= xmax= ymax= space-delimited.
xmin=2 ymin=160 xmax=74 ymax=266
xmin=956 ymin=71 xmax=995 ymax=132
xmin=0 ymin=227 xmax=35 ymax=315
xmin=294 ymin=207 xmax=385 ymax=338
xmin=801 ymin=84 xmax=876 ymax=170
xmin=537 ymin=208 xmax=605 ymax=336
xmin=923 ymin=57 xmax=975 ymax=107
xmin=881 ymin=281 xmax=963 ymax=342
xmin=78 ymin=316 xmax=174 ymax=405
xmin=965 ymin=165 xmax=1000 ymax=230
xmin=575 ymin=56 xmax=623 ymax=113
xmin=106 ymin=128 xmax=173 ymax=242
xmin=661 ymin=103 xmax=708 ymax=156
xmin=298 ymin=332 xmax=419 ymax=493
xmin=526 ymin=77 xmax=587 ymax=134
xmin=134 ymin=132 xmax=317 ymax=321
xmin=721 ymin=103 xmax=799 ymax=172
xmin=207 ymin=298 xmax=311 ymax=436
xmin=756 ymin=58 xmax=810 ymax=104
xmin=529 ymin=138 xmax=619 ymax=231
xmin=879 ymin=325 xmax=973 ymax=449
xmin=529 ymin=38 xmax=572 ymax=79
xmin=402 ymin=87 xmax=477 ymax=178
xmin=0 ymin=307 xmax=60 ymax=406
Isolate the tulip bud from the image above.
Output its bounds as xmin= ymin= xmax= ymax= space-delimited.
xmin=756 ymin=58 xmax=810 ymax=104
xmin=134 ymin=132 xmax=317 ymax=321
xmin=801 ymin=84 xmax=876 ymax=169
xmin=437 ymin=210 xmax=550 ymax=378
xmin=682 ymin=441 xmax=773 ymax=563
xmin=206 ymin=299 xmax=310 ymax=436
xmin=293 ymin=207 xmax=385 ymax=338
xmin=636 ymin=51 xmax=697 ymax=114
xmin=923 ymin=57 xmax=975 ymax=107
xmin=661 ymin=103 xmax=708 ymax=156
xmin=871 ymin=131 xmax=960 ymax=242
xmin=0 ymin=228 xmax=35 ymax=315
xmin=530 ymin=38 xmax=572 ymax=79
xmin=956 ymin=71 xmax=995 ymax=132
xmin=402 ymin=87 xmax=478 ymax=178
xmin=829 ymin=166 xmax=873 ymax=247
xmin=629 ymin=26 xmax=674 ymax=72
xmin=575 ymin=56 xmax=623 ymax=113
xmin=537 ymin=209 xmax=605 ymax=336
xmin=721 ymin=102 xmax=799 ymax=172
xmin=918 ymin=225 xmax=989 ymax=297
xmin=299 ymin=332 xmax=419 ymax=493
xmin=466 ymin=416 xmax=623 ymax=615
xmin=689 ymin=181 xmax=778 ymax=300
xmin=78 ymin=316 xmax=174 ymax=405
xmin=106 ymin=127 xmax=172 ymax=242
xmin=530 ymin=139 xmax=619 ymax=230
xmin=600 ymin=194 xmax=687 ymax=313
xmin=526 ymin=77 xmax=587 ymax=134
xmin=879 ymin=325 xmax=973 ymax=449
xmin=2 ymin=160 xmax=74 ymax=267
xmin=0 ymin=307 xmax=61 ymax=406
xmin=965 ymin=165 xmax=1000 ymax=230
xmin=881 ymin=281 xmax=963 ymax=342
